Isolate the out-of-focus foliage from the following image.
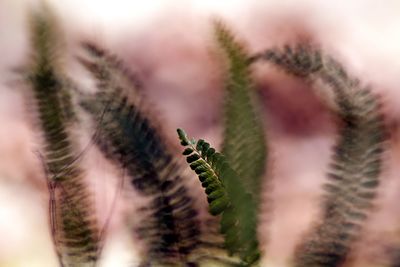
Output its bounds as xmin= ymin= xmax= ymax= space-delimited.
xmin=78 ymin=43 xmax=202 ymax=266
xmin=26 ymin=5 xmax=100 ymax=267
xmin=19 ymin=3 xmax=391 ymax=267
xmin=252 ymin=45 xmax=387 ymax=267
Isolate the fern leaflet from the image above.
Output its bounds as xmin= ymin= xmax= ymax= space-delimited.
xmin=178 ymin=128 xmax=260 ymax=266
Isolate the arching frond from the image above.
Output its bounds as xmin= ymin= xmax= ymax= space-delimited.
xmin=178 ymin=128 xmax=260 ymax=266
xmin=249 ymin=44 xmax=323 ymax=77
xmin=78 ymin=43 xmax=202 ymax=265
xmin=252 ymin=45 xmax=387 ymax=267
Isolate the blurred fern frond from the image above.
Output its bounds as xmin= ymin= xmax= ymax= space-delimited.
xmin=214 ymin=21 xmax=267 ymax=202
xmin=178 ymin=128 xmax=260 ymax=266
xmin=27 ymin=5 xmax=100 ymax=266
xmin=252 ymin=45 xmax=387 ymax=267
xmin=249 ymin=44 xmax=323 ymax=77
xmin=77 ymin=43 xmax=202 ymax=266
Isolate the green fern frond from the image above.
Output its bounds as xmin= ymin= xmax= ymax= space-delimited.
xmin=27 ymin=5 xmax=99 ymax=266
xmin=178 ymin=128 xmax=260 ymax=266
xmin=251 ymin=45 xmax=387 ymax=267
xmin=214 ymin=21 xmax=267 ymax=201
xmin=77 ymin=43 xmax=202 ymax=265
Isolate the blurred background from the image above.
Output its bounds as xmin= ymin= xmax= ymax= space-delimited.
xmin=1 ymin=0 xmax=400 ymax=266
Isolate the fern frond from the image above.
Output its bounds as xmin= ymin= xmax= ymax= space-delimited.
xmin=251 ymin=45 xmax=387 ymax=267
xmin=249 ymin=44 xmax=323 ymax=77
xmin=214 ymin=21 xmax=267 ymax=201
xmin=177 ymin=128 xmax=260 ymax=266
xmin=27 ymin=5 xmax=99 ymax=266
xmin=295 ymin=88 xmax=386 ymax=267
xmin=78 ymin=43 xmax=202 ymax=265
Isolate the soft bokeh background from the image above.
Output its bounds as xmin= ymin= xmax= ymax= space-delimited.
xmin=1 ymin=0 xmax=400 ymax=266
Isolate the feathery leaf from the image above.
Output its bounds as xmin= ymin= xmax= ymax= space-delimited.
xmin=27 ymin=5 xmax=99 ymax=266
xmin=78 ymin=43 xmax=202 ymax=265
xmin=251 ymin=45 xmax=387 ymax=267
xmin=214 ymin=21 xmax=267 ymax=202
xmin=178 ymin=128 xmax=260 ymax=266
